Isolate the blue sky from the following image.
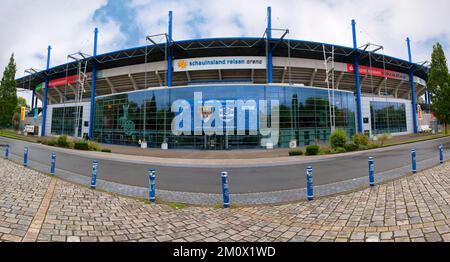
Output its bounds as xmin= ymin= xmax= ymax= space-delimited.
xmin=94 ymin=1 xmax=142 ymax=47
xmin=1 ymin=0 xmax=449 ymax=105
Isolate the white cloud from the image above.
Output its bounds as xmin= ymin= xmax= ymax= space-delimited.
xmin=130 ymin=0 xmax=450 ymax=64
xmin=0 ymin=0 xmax=125 ymax=105
xmin=2 ymin=0 xmax=450 ymax=105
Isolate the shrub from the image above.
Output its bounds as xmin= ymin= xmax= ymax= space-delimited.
xmin=353 ymin=133 xmax=369 ymax=146
xmin=305 ymin=145 xmax=320 ymax=156
xmin=101 ymin=148 xmax=112 ymax=153
xmin=47 ymin=139 xmax=57 ymax=146
xmin=319 ymin=147 xmax=331 ymax=155
xmin=377 ymin=133 xmax=392 ymax=146
xmin=74 ymin=140 xmax=89 ymax=150
xmin=333 ymin=147 xmax=347 ymax=154
xmin=358 ymin=145 xmax=369 ymax=151
xmin=330 ymin=129 xmax=347 ymax=148
xmin=88 ymin=141 xmax=100 ymax=151
xmin=368 ymin=143 xmax=381 ymax=149
xmin=289 ymin=149 xmax=304 ymax=156
xmin=57 ymin=135 xmax=71 ymax=148
xmin=344 ymin=143 xmax=359 ymax=152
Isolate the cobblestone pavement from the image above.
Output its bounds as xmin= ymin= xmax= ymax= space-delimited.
xmin=1 ymin=158 xmax=450 ymax=242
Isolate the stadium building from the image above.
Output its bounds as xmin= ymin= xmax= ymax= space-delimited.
xmin=16 ymin=7 xmax=430 ymax=150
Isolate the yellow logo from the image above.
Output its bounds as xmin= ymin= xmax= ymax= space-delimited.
xmin=178 ymin=60 xmax=187 ymax=70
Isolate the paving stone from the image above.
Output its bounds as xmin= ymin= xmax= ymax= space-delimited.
xmin=67 ymin=236 xmax=81 ymax=242
xmin=2 ymin=155 xmax=450 ymax=243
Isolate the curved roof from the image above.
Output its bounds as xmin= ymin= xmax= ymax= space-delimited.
xmin=16 ymin=37 xmax=428 ymax=88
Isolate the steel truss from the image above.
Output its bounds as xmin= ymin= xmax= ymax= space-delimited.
xmin=16 ymin=38 xmax=429 ymax=90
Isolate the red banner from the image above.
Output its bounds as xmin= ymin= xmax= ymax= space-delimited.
xmin=48 ymin=75 xmax=79 ymax=88
xmin=347 ymin=64 xmax=409 ymax=81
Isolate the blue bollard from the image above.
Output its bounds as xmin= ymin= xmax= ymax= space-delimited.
xmin=221 ymin=171 xmax=230 ymax=208
xmin=50 ymin=153 xmax=56 ymax=176
xmin=23 ymin=146 xmax=28 ymax=167
xmin=91 ymin=160 xmax=98 ymax=189
xmin=306 ymin=166 xmax=314 ymax=201
xmin=440 ymin=144 xmax=444 ymax=164
xmin=411 ymin=149 xmax=417 ymax=174
xmin=368 ymin=157 xmax=375 ymax=187
xmin=5 ymin=144 xmax=9 ymax=160
xmin=149 ymin=169 xmax=156 ymax=202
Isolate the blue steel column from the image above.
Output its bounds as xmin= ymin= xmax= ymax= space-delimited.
xmin=407 ymin=37 xmax=418 ymax=134
xmin=266 ymin=6 xmax=273 ymax=83
xmin=352 ymin=20 xmax=363 ymax=133
xmin=31 ymin=89 xmax=35 ymax=111
xmin=167 ymin=11 xmax=173 ymax=87
xmin=89 ymin=28 xmax=99 ymax=140
xmin=41 ymin=45 xmax=52 ymax=137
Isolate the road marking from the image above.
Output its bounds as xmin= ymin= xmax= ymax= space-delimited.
xmin=22 ymin=177 xmax=57 ymax=242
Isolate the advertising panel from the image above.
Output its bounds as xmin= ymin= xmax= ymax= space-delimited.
xmin=174 ymin=56 xmax=266 ymax=72
xmin=347 ymin=64 xmax=409 ymax=81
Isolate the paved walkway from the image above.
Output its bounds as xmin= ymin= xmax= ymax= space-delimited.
xmin=1 ymin=158 xmax=450 ymax=242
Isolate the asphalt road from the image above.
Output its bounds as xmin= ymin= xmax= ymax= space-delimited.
xmin=1 ymin=136 xmax=449 ymax=194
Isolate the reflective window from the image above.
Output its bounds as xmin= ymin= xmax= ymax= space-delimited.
xmin=51 ymin=106 xmax=83 ymax=137
xmin=370 ymin=101 xmax=407 ymax=135
xmin=94 ymin=85 xmax=356 ymax=149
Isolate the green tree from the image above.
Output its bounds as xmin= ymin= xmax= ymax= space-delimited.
xmin=12 ymin=97 xmax=29 ymax=130
xmin=16 ymin=96 xmax=29 ymax=113
xmin=0 ymin=54 xmax=18 ymax=127
xmin=428 ymin=43 xmax=450 ymax=101
xmin=431 ymin=83 xmax=450 ymax=134
xmin=427 ymin=43 xmax=450 ymax=134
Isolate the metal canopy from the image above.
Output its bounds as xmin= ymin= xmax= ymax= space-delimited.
xmin=16 ymin=37 xmax=429 ymax=89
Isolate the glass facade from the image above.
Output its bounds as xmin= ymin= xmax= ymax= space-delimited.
xmin=93 ymin=85 xmax=356 ymax=150
xmin=51 ymin=106 xmax=83 ymax=137
xmin=370 ymin=101 xmax=407 ymax=135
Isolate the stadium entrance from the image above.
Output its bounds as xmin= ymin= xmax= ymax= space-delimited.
xmin=204 ymin=135 xmax=228 ymax=150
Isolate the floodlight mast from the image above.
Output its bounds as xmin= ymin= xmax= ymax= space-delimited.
xmin=142 ymin=33 xmax=170 ymax=147
xmin=24 ymin=68 xmax=40 ymax=111
xmin=67 ymin=51 xmax=91 ymax=138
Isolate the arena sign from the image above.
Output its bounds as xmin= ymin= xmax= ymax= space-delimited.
xmin=347 ymin=64 xmax=409 ymax=81
xmin=35 ymin=74 xmax=88 ymax=91
xmin=173 ymin=56 xmax=266 ymax=72
xmin=171 ymin=92 xmax=280 ymax=147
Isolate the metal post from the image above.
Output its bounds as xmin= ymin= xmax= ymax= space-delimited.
xmin=411 ymin=149 xmax=417 ymax=174
xmin=368 ymin=157 xmax=375 ymax=186
xmin=167 ymin=11 xmax=173 ymax=87
xmin=306 ymin=166 xmax=314 ymax=201
xmin=23 ymin=146 xmax=28 ymax=167
xmin=50 ymin=152 xmax=56 ymax=176
xmin=5 ymin=144 xmax=9 ymax=160
xmin=352 ymin=20 xmax=363 ymax=133
xmin=407 ymin=37 xmax=418 ymax=134
xmin=34 ymin=107 xmax=38 ymax=126
xmin=91 ymin=160 xmax=98 ymax=189
xmin=440 ymin=144 xmax=444 ymax=164
xmin=149 ymin=169 xmax=156 ymax=202
xmin=89 ymin=28 xmax=98 ymax=140
xmin=41 ymin=45 xmax=52 ymax=137
xmin=266 ymin=6 xmax=273 ymax=83
xmin=221 ymin=171 xmax=230 ymax=208
xmin=31 ymin=89 xmax=35 ymax=111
